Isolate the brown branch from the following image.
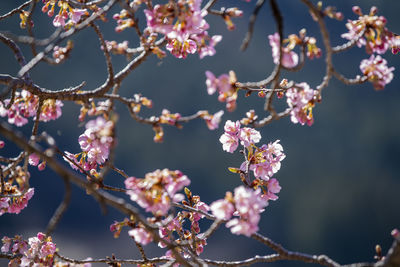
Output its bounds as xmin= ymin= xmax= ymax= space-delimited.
xmin=0 ymin=1 xmax=31 ymax=21
xmin=241 ymin=0 xmax=266 ymax=51
xmin=332 ymin=69 xmax=368 ymax=85
xmin=45 ymin=178 xmax=72 ymax=236
xmin=301 ymin=0 xmax=333 ymax=93
xmin=0 ymin=33 xmax=31 ymax=82
xmin=90 ymin=22 xmax=114 ymax=80
xmin=54 ymin=252 xmax=170 ymax=265
xmin=251 ymin=232 xmax=341 ymax=267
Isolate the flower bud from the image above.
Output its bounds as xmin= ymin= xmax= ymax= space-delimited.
xmin=352 ymin=6 xmax=362 ymax=16
xmin=38 ymin=161 xmax=46 ymax=171
xmin=370 ymin=6 xmax=378 ymax=16
xmin=226 ymin=8 xmax=243 ymax=17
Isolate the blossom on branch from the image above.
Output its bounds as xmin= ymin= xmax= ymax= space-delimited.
xmin=211 ymin=186 xmax=269 ymax=236
xmin=341 ymin=6 xmax=400 ymax=55
xmin=360 ymin=54 xmax=395 ymax=90
xmin=0 ymin=90 xmax=63 ymax=127
xmin=125 ymin=169 xmax=190 ymax=216
xmin=286 ymin=82 xmax=318 ymax=126
xmin=269 ymin=32 xmax=299 ymax=68
xmin=143 ymin=0 xmax=222 ymax=59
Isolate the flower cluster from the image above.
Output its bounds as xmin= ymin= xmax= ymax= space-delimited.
xmin=0 ymin=90 xmax=63 ymax=127
xmin=143 ymin=0 xmax=222 ymax=58
xmin=113 ymin=8 xmax=136 ymax=33
xmin=0 ymin=164 xmax=34 ymax=216
xmin=269 ymin=30 xmax=321 ymax=68
xmin=103 ymin=40 xmax=130 ymax=56
xmin=42 ymin=0 xmax=87 ymax=28
xmin=342 ymin=6 xmax=399 ymax=55
xmin=210 ymin=186 xmax=269 ymax=236
xmin=1 ymin=233 xmax=56 ymax=267
xmin=219 ymin=120 xmax=261 ymax=153
xmin=64 ymin=116 xmax=114 ymax=172
xmin=0 ymin=187 xmax=34 ymax=216
xmin=125 ymin=169 xmax=190 ymax=216
xmin=205 ymin=70 xmax=238 ymax=112
xmin=52 ymin=40 xmax=74 ymax=64
xmin=286 ymin=82 xmax=318 ymax=126
xmin=360 ymin=55 xmax=395 ymax=90
xmin=239 ymin=140 xmax=285 ymax=182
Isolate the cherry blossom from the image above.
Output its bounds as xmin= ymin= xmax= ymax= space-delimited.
xmin=360 ymin=54 xmax=394 ymax=90
xmin=128 ymin=227 xmax=153 ymax=245
xmin=341 ymin=6 xmax=399 ymax=55
xmin=211 ymin=186 xmax=268 ymax=237
xmin=64 ymin=116 xmax=114 ymax=172
xmin=125 ymin=169 xmax=190 ymax=216
xmin=0 ymin=90 xmax=63 ymax=127
xmin=142 ymin=0 xmax=221 ymax=58
xmin=286 ymin=82 xmax=318 ymax=126
xmin=269 ymin=32 xmax=299 ymax=68
xmin=210 ymin=198 xmax=235 ymax=220
xmin=199 ymin=110 xmax=224 ymax=130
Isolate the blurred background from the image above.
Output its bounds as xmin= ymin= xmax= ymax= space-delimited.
xmin=1 ymin=0 xmax=400 ymax=266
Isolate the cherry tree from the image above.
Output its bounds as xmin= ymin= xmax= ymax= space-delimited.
xmin=0 ymin=0 xmax=399 ymax=266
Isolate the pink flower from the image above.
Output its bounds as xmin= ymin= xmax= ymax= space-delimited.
xmin=239 ymin=127 xmax=261 ymax=147
xmin=53 ymin=14 xmax=67 ymax=27
xmin=205 ymin=71 xmax=231 ymax=95
xmin=251 ymin=162 xmax=272 ymax=181
xmin=204 ymin=110 xmax=224 ymax=130
xmin=192 ymin=200 xmax=210 ymax=222
xmin=39 ymin=99 xmax=63 ymax=122
xmin=210 ymin=199 xmax=234 ymax=220
xmin=28 ymin=153 xmax=40 ymax=166
xmin=196 ymin=34 xmax=222 ymax=59
xmin=1 ymin=236 xmax=11 ymax=253
xmin=265 ymin=178 xmax=281 ymax=201
xmin=7 ymin=188 xmax=34 ymax=215
xmin=286 ymin=82 xmax=317 ymax=126
xmin=224 ymin=120 xmax=241 ymax=135
xmin=125 ymin=169 xmax=191 ymax=216
xmin=268 ymin=33 xmax=298 ymax=68
xmin=219 ymin=133 xmax=239 ymax=153
xmin=226 ymin=186 xmax=269 ymax=236
xmin=166 ymin=38 xmax=197 ymax=59
xmin=360 ymin=54 xmax=394 ymax=90
xmin=128 ymin=228 xmax=153 ymax=245
xmin=70 ymin=8 xmax=86 ymax=24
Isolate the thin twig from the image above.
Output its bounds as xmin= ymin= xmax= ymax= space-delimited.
xmin=241 ymin=0 xmax=266 ymax=51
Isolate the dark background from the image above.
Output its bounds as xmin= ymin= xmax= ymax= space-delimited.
xmin=1 ymin=0 xmax=400 ymax=266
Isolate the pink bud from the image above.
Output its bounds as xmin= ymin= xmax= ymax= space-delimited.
xmin=335 ymin=12 xmax=344 ymax=20
xmin=0 ymin=141 xmax=4 ymax=149
xmin=392 ymin=228 xmax=400 ymax=239
xmin=42 ymin=5 xmax=48 ymax=13
xmin=352 ymin=6 xmax=362 ymax=16
xmin=38 ymin=161 xmax=46 ymax=171
xmin=370 ymin=6 xmax=378 ymax=16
